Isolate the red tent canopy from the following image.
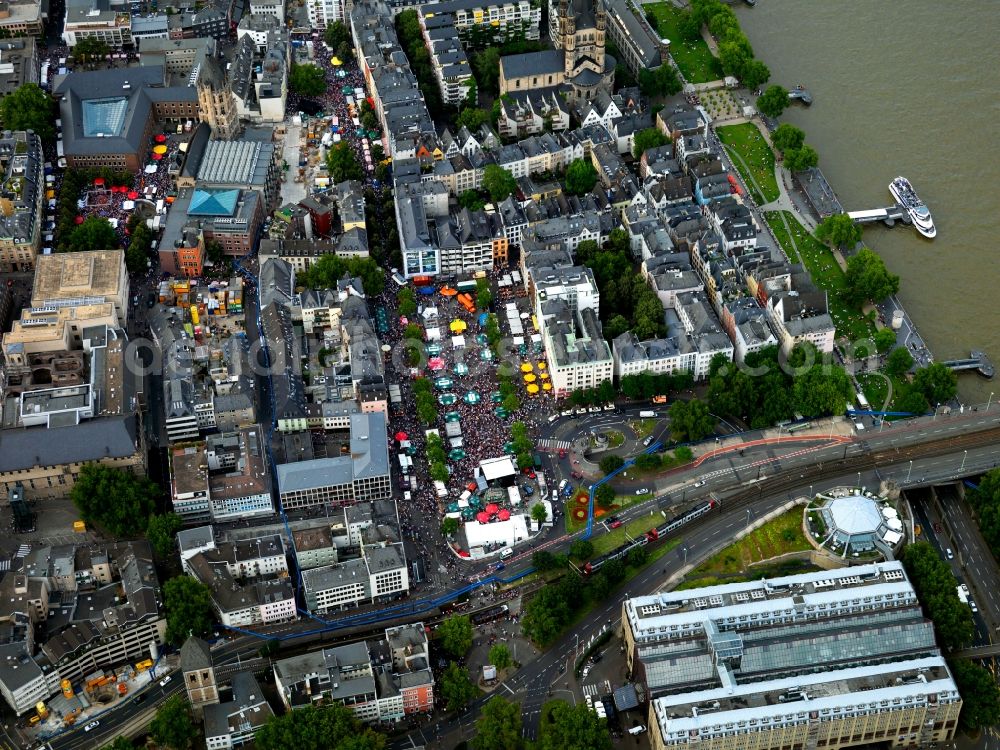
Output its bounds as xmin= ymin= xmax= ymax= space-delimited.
xmin=476 ymin=512 xmax=490 ymax=524
xmin=394 ymin=431 xmax=408 ymax=442
xmin=457 ymin=549 xmax=471 ymax=558
xmin=155 ymin=134 xmax=167 ymax=143
xmin=93 ymin=177 xmax=105 ymax=186
xmin=485 ymin=503 xmax=499 ymax=515
xmin=127 ymin=191 xmax=139 ymax=200
xmin=151 ymin=153 xmax=162 ymax=161
xmin=497 ymin=509 xmax=511 ymax=521
xmin=74 ymin=215 xmax=84 ymax=224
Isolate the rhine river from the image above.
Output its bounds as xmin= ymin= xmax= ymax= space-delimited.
xmin=734 ymin=1 xmax=1000 ymax=403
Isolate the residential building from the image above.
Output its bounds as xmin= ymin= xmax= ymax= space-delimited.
xmin=0 ymin=131 xmax=46 ymax=273
xmin=276 ymin=412 xmax=392 ymax=510
xmin=273 ymin=623 xmax=433 ymax=722
xmin=0 ymin=39 xmax=38 ymax=98
xmin=539 ymin=296 xmax=613 ymax=397
xmin=187 ymin=553 xmax=296 ymax=628
xmin=621 ymin=562 xmax=962 ymax=750
xmin=0 ymin=0 xmax=44 ymax=36
xmin=203 ymin=672 xmax=274 ymax=750
xmin=302 ymin=542 xmax=408 ymax=614
xmin=63 ymin=0 xmax=132 ymax=47
xmin=603 ymin=0 xmax=666 ymax=75
xmin=766 ymin=288 xmax=836 ymax=354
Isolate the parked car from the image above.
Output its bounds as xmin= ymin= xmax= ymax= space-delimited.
xmin=159 ymin=675 xmax=172 ymax=687
xmin=84 ymin=721 xmax=100 ymax=732
xmin=946 ymin=548 xmax=954 ymax=560
xmin=521 ymin=484 xmax=534 ymax=496
xmin=608 ymin=517 xmax=623 ymax=529
xmin=635 ymin=488 xmax=649 ymax=495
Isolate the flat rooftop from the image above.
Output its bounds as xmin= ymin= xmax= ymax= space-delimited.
xmin=32 ymin=250 xmax=125 ymax=306
xmin=171 ymin=443 xmax=208 ymax=496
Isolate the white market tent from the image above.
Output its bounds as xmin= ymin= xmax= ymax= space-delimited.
xmin=480 ymin=456 xmax=517 ymax=482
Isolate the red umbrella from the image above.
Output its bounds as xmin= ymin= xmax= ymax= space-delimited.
xmin=127 ymin=191 xmax=139 ymax=200
xmin=155 ymin=134 xmax=167 ymax=143
xmin=151 ymin=153 xmax=162 ymax=161
xmin=498 ymin=509 xmax=511 ymax=521
xmin=394 ymin=431 xmax=408 ymax=442
xmin=93 ymin=177 xmax=105 ymax=186
xmin=74 ymin=215 xmax=84 ymax=224
xmin=485 ymin=503 xmax=499 ymax=515
xmin=476 ymin=512 xmax=490 ymax=524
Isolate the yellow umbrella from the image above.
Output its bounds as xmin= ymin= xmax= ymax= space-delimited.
xmin=449 ymin=319 xmax=466 ymax=333
xmin=153 ymin=144 xmax=168 ymax=155
xmin=527 ymin=384 xmax=540 ymax=394
xmin=542 ymin=383 xmax=552 ymax=391
xmin=537 ymin=361 xmax=546 ymax=370
xmin=523 ymin=374 xmax=537 ymax=383
xmin=331 ymin=56 xmax=343 ymax=66
xmin=539 ymin=372 xmax=550 ymax=380
xmin=520 ymin=363 xmax=533 ymax=373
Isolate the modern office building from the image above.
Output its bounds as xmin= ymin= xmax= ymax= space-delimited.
xmin=31 ymin=249 xmax=130 ymax=326
xmin=621 ymin=562 xmax=962 ymax=750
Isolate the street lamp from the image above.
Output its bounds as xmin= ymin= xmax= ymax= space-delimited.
xmin=907 ymin=460 xmax=913 ymax=483
xmin=961 ymin=450 xmax=968 ymax=473
xmin=856 ymin=471 xmax=861 ymax=489
xmin=682 ymin=547 xmax=688 ymax=566
xmin=989 ymin=392 xmax=995 ymax=412
xmin=745 ymin=508 xmax=752 ymax=530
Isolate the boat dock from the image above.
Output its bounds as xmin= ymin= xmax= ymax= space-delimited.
xmin=847 ymin=205 xmax=910 ymax=227
xmin=788 ymin=86 xmax=812 ymax=105
xmin=942 ymin=351 xmax=995 ymax=379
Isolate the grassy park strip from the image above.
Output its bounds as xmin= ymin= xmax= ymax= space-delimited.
xmin=644 ymin=3 xmax=724 ymax=84
xmin=717 ymin=123 xmax=780 ymax=203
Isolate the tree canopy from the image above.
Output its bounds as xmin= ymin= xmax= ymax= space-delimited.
xmin=324 ymin=21 xmax=352 ymax=54
xmin=885 ymin=346 xmax=914 ymax=377
xmin=100 ymin=738 xmax=135 ymax=750
xmin=437 ymin=614 xmax=473 ymax=658
xmin=66 ymin=216 xmax=119 ymax=254
xmin=637 ymin=63 xmax=682 ymax=100
xmin=755 ymin=85 xmax=788 ymax=119
xmin=488 ymin=643 xmax=512 ymax=670
xmin=289 ymin=63 xmax=327 ymax=96
xmin=146 ymin=513 xmax=183 ymax=558
xmin=843 ymin=247 xmax=899 ymax=305
xmin=791 ymin=364 xmax=854 ymax=419
xmin=297 ymin=253 xmax=385 ymax=296
xmin=599 ymin=454 xmax=624 ymax=475
xmin=482 ymin=164 xmax=518 ymax=202
xmin=473 ymin=695 xmax=523 ymax=750
xmin=256 ymin=703 xmax=385 ymax=750
xmin=911 ymin=362 xmax=958 ymax=406
xmin=150 ymin=695 xmax=198 ymax=750
xmin=73 ymin=37 xmax=111 ymax=60
xmin=163 ymin=576 xmax=215 ymax=646
xmin=531 ymin=502 xmax=548 ymax=524
xmin=0 ymin=83 xmax=56 ymax=140
xmin=632 ymin=127 xmax=670 ymax=158
xmin=783 ymin=144 xmax=819 ymax=172
xmin=595 ymin=484 xmax=616 ymax=509
xmin=536 ymin=700 xmax=612 ymax=750
xmin=873 ymin=328 xmax=897 ymax=354
xmin=900 ymin=542 xmax=974 ymax=650
xmin=950 ymin=657 xmax=1000 ymax=733
xmin=564 ymin=158 xmax=598 ymax=196
xmin=669 ymin=398 xmax=716 ymax=442
xmin=70 ymin=464 xmax=159 ymax=537
xmin=815 ymin=213 xmax=862 ymax=250
xmin=326 ymin=142 xmax=364 ymax=183
xmin=771 ymin=123 xmax=805 ymax=153
xmin=969 ymin=469 xmax=1000 ymax=582
xmin=440 ymin=661 xmax=477 ymax=712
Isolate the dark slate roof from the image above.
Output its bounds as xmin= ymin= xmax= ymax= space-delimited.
xmin=0 ymin=414 xmax=139 ymax=473
xmin=180 ymin=636 xmax=213 ymax=673
xmin=500 ymin=50 xmax=564 ymax=80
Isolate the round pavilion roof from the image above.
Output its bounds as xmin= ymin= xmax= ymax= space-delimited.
xmin=827 ymin=494 xmax=884 ymax=536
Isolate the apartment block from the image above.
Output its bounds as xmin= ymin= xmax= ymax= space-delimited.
xmin=621 ymin=562 xmax=962 ymax=750
xmin=0 ymin=130 xmax=44 ymax=272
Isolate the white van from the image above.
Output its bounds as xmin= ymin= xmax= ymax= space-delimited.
xmin=499 ymin=547 xmax=514 ymax=560
xmin=628 ymin=725 xmax=647 ymax=736
xmin=547 ymin=414 xmax=559 ymax=424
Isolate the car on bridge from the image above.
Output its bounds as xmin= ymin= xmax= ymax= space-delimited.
xmin=607 ymin=517 xmax=623 ymax=529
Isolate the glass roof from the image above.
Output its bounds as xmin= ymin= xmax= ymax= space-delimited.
xmin=81 ymin=97 xmax=129 ymax=138
xmin=827 ymin=495 xmax=884 ymax=535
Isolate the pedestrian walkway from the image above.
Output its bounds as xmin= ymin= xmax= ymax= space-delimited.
xmin=582 ymin=684 xmax=599 ymax=697
xmin=538 ymin=438 xmax=572 ymax=452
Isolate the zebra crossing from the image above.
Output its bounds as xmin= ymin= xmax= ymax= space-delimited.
xmin=582 ymin=684 xmax=599 ymax=697
xmin=0 ymin=546 xmax=31 ymax=572
xmin=538 ymin=438 xmax=572 ymax=452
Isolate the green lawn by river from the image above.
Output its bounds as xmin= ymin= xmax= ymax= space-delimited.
xmin=716 ymin=123 xmax=779 ymax=203
xmin=643 ymin=3 xmax=723 ymax=84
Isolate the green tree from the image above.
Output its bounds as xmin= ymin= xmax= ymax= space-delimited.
xmin=0 ymin=83 xmax=56 ymax=140
xmin=843 ymin=247 xmax=900 ymax=305
xmin=634 ymin=453 xmax=661 ymax=471
xmin=674 ymin=445 xmax=694 ymax=462
xmin=459 ymin=189 xmax=487 ymax=211
xmin=783 ymin=143 xmax=819 ymax=172
xmin=770 ymin=122 xmax=805 ymax=153
xmin=289 ymin=63 xmax=327 ymax=97
xmin=473 ymin=695 xmax=523 ymax=750
xmin=456 ymin=107 xmax=491 ymax=132
xmin=669 ymin=398 xmax=716 ymax=442
xmin=950 ymin=658 xmax=1000 ymax=733
xmin=873 ymin=328 xmax=897 ymax=354
xmin=885 ymin=346 xmax=914 ymax=376
xmin=911 ymin=362 xmax=958 ymax=406
xmin=146 ymin=513 xmax=183 ymax=558
xmin=482 ymin=164 xmax=518 ymax=202
xmin=627 ymin=545 xmax=649 ymax=568
xmin=440 ymin=661 xmax=477 ymax=712
xmin=437 ymin=614 xmax=473 ymax=658
xmin=125 ymin=222 xmax=152 ymax=274
xmin=67 ymin=216 xmax=119 ymax=253
xmin=599 ymin=454 xmax=624 ymax=475
xmin=471 ymin=47 xmax=502 ymax=97
xmin=564 ymin=158 xmax=598 ymax=196
xmin=637 ymin=63 xmax=682 ymax=99
xmin=100 ymin=738 xmax=135 ymax=750
xmin=536 ymin=700 xmax=612 ymax=750
xmin=521 ymin=586 xmax=570 ymax=645
xmin=531 ymin=502 xmax=548 ymax=524
xmin=569 ymin=540 xmax=594 ymax=560
xmin=815 ymin=213 xmax=863 ymax=250
xmin=488 ymin=643 xmax=513 ymax=670
xmin=502 ymin=393 xmax=521 ymax=413
xmin=205 ymin=239 xmax=225 ymax=265
xmin=324 ymin=21 xmax=351 ymax=51
xmin=595 ymin=484 xmax=616 ymax=510
xmin=150 ymin=695 xmax=198 ymax=750
xmin=326 ymin=142 xmax=364 ymax=183
xmin=359 ymin=100 xmax=379 ymax=132
xmin=298 ymin=253 xmax=384 ymax=296
xmin=70 ymin=464 xmax=159 ymax=537
xmin=632 ymin=127 xmax=669 ymax=158
xmin=73 ymin=37 xmax=110 ymax=61
xmin=792 ymin=364 xmax=853 ymax=419
xmin=894 ymin=386 xmax=929 ymax=416
xmin=441 ymin=517 xmax=459 ymax=537
xmin=531 ymin=550 xmax=558 ymax=570
xmin=256 ymin=704 xmax=385 ymax=750
xmin=757 ymin=84 xmax=788 ymax=121
xmin=900 ymin=542 xmax=974 ymax=650
xmin=740 ymin=59 xmax=771 ymax=89
xmin=163 ymin=576 xmax=215 ymax=646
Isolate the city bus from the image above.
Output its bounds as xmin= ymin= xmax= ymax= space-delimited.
xmin=786 ymin=421 xmax=812 ymax=434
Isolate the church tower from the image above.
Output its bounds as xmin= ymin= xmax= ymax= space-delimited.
xmin=196 ymin=56 xmax=239 ymax=140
